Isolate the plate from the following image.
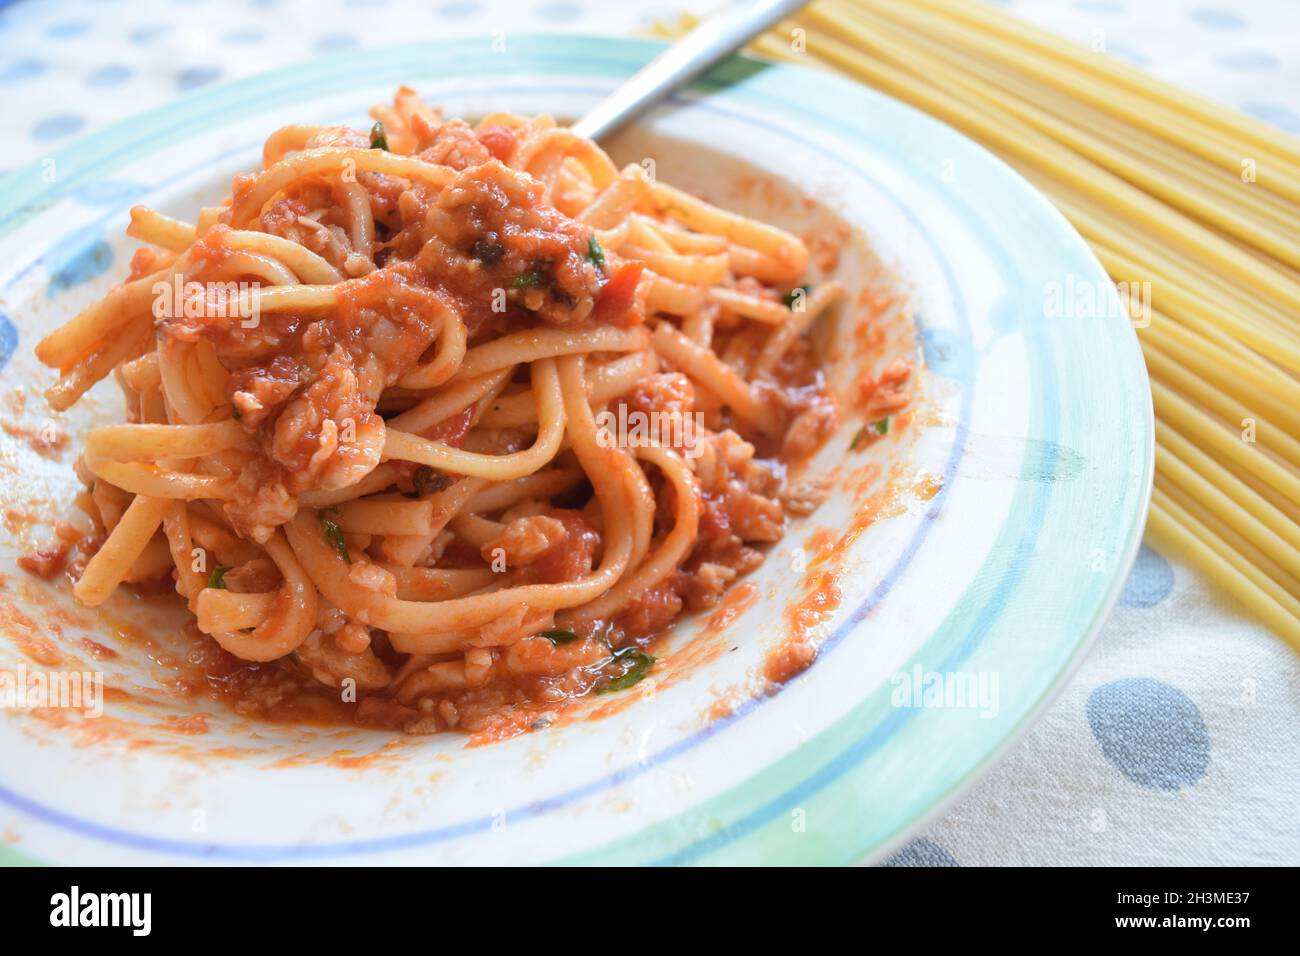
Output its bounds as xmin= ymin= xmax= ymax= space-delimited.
xmin=0 ymin=35 xmax=1152 ymax=865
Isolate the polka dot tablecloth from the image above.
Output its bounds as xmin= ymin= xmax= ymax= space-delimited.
xmin=1 ymin=0 xmax=1298 ymax=866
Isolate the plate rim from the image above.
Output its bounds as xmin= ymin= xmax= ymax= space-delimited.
xmin=0 ymin=33 xmax=1155 ymax=866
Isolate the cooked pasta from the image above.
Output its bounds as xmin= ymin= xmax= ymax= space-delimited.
xmin=32 ymin=88 xmax=873 ymax=733
xmin=652 ymin=0 xmax=1300 ymax=650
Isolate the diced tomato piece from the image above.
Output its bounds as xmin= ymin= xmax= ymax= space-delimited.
xmin=423 ymin=407 xmax=473 ymax=446
xmin=592 ymin=262 xmax=643 ymax=324
xmin=475 ymin=125 xmax=517 ymax=162
xmin=17 ymin=543 xmax=69 ymax=579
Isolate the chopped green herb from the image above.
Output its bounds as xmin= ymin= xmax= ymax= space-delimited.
xmin=320 ymin=510 xmax=351 ymax=563
xmin=511 ymin=271 xmax=547 ymax=288
xmin=207 ymin=565 xmax=232 ymax=589
xmin=412 ymin=465 xmax=452 ymax=497
xmin=587 ymin=236 xmax=605 ymax=266
xmin=598 ymin=648 xmax=656 ymax=694
xmin=369 ymin=121 xmax=389 ymax=151
xmin=783 ymin=285 xmax=812 ymax=309
xmin=541 ymin=628 xmax=579 ymax=645
xmin=850 ymin=417 xmax=891 ymax=451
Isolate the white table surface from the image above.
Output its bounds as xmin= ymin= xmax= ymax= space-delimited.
xmin=0 ymin=0 xmax=1296 ymax=865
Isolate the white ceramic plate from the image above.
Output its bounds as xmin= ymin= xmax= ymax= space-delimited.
xmin=0 ymin=36 xmax=1152 ymax=865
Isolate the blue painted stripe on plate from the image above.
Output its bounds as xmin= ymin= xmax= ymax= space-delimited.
xmin=654 ymin=174 xmax=1062 ymax=864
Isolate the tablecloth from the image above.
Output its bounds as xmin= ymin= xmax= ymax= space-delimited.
xmin=1 ymin=0 xmax=1296 ymax=865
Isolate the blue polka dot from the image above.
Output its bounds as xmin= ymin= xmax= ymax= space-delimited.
xmin=1119 ymin=545 xmax=1173 ymax=608
xmin=1189 ymin=8 xmax=1245 ymax=30
xmin=176 ymin=66 xmax=222 ymax=91
xmin=129 ymin=25 xmax=170 ymax=44
xmin=1106 ymin=43 xmax=1149 ymax=67
xmin=86 ymin=64 xmax=134 ymax=88
xmin=882 ymin=838 xmax=960 ymax=867
xmin=1216 ymin=52 xmax=1279 ymax=70
xmin=1243 ymin=103 xmax=1300 ymax=134
xmin=47 ymin=21 xmax=90 ymax=39
xmin=0 ymin=59 xmax=46 ymax=84
xmin=0 ymin=314 xmax=17 ymax=374
xmin=314 ymin=34 xmax=359 ymax=52
xmin=1087 ymin=678 xmax=1209 ymax=791
xmin=46 ymin=235 xmax=115 ymax=295
xmin=436 ymin=1 xmax=481 ymax=15
xmin=535 ymin=1 xmax=580 ymax=17
xmin=31 ymin=114 xmax=86 ymax=142
xmin=222 ymin=28 xmax=265 ymax=44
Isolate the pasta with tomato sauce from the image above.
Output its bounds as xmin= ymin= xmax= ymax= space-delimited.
xmin=33 ymin=88 xmax=856 ymax=734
